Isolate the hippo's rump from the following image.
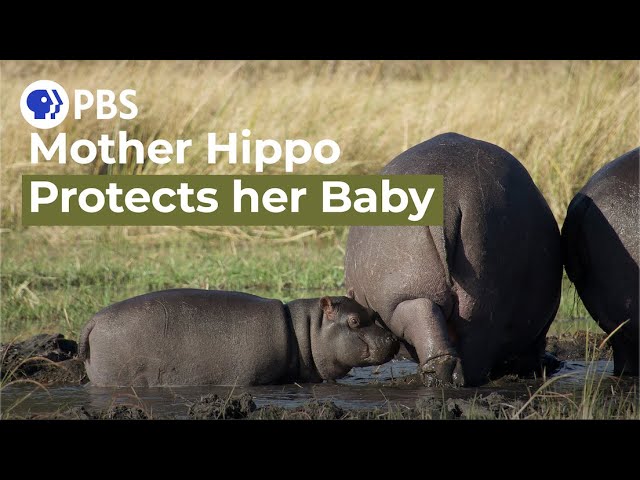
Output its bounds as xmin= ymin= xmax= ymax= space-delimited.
xmin=381 ymin=133 xmax=559 ymax=280
xmin=562 ymin=148 xmax=639 ymax=338
xmin=349 ymin=133 xmax=559 ymax=309
xmin=346 ymin=133 xmax=561 ymax=357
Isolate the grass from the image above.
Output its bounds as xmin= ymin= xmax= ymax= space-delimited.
xmin=506 ymin=332 xmax=638 ymax=420
xmin=0 ymin=228 xmax=346 ymax=338
xmin=2 ymin=60 xmax=638 ymax=224
xmin=2 ymin=228 xmax=591 ymax=339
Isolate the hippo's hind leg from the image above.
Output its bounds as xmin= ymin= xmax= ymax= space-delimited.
xmin=389 ymin=298 xmax=464 ymax=387
xmin=486 ymin=335 xmax=559 ymax=381
xmin=611 ymin=334 xmax=639 ymax=376
xmin=484 ymin=304 xmax=561 ymax=382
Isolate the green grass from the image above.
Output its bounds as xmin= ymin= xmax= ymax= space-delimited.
xmin=0 ymin=228 xmax=347 ymax=339
xmin=551 ymin=277 xmax=593 ymax=335
xmin=2 ymin=227 xmax=594 ymax=341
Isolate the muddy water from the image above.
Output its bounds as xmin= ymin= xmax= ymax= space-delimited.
xmin=3 ymin=358 xmax=633 ymax=419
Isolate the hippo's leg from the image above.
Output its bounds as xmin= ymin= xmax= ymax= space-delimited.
xmin=389 ymin=298 xmax=464 ymax=386
xmin=611 ymin=335 xmax=640 ymax=376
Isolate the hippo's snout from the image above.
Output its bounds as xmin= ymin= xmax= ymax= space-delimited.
xmin=364 ymin=332 xmax=400 ymax=364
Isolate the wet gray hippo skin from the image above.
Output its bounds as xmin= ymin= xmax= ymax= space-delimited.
xmin=562 ymin=148 xmax=639 ymax=375
xmin=345 ymin=132 xmax=562 ymax=386
xmin=79 ymin=289 xmax=399 ymax=386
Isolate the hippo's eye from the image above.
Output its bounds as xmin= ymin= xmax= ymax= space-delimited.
xmin=348 ymin=316 xmax=360 ymax=328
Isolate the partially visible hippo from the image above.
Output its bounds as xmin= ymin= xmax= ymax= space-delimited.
xmin=562 ymin=147 xmax=639 ymax=375
xmin=79 ymin=289 xmax=399 ymax=386
xmin=345 ymin=132 xmax=562 ymax=386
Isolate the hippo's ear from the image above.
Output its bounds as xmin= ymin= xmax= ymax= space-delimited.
xmin=347 ymin=288 xmax=355 ymax=299
xmin=320 ymin=297 xmax=335 ymax=320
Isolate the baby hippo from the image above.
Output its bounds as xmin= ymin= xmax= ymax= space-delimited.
xmin=79 ymin=289 xmax=399 ymax=386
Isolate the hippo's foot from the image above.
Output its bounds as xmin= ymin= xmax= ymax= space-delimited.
xmin=612 ymin=337 xmax=639 ymax=376
xmin=540 ymin=351 xmax=562 ymax=375
xmin=421 ymin=353 xmax=465 ymax=387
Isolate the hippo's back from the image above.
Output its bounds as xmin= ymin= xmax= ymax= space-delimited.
xmin=82 ymin=289 xmax=291 ymax=386
xmin=346 ymin=133 xmax=561 ymax=357
xmin=571 ymin=148 xmax=639 ymax=264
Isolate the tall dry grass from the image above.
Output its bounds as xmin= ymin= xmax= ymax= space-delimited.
xmin=1 ymin=60 xmax=638 ymax=234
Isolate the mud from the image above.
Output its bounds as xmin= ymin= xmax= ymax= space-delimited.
xmin=546 ymin=331 xmax=610 ymax=360
xmin=1 ymin=331 xmax=631 ymax=420
xmin=7 ymin=393 xmax=517 ymax=420
xmin=252 ymin=399 xmax=348 ymax=420
xmin=188 ymin=393 xmax=256 ymax=419
xmin=1 ymin=334 xmax=88 ymax=385
xmin=17 ymin=405 xmax=150 ymax=420
xmin=0 ymin=331 xmax=612 ymax=388
xmin=12 ymin=389 xmax=619 ymax=420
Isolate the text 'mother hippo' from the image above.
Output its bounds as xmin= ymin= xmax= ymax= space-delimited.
xmin=345 ymin=132 xmax=562 ymax=386
xmin=562 ymin=147 xmax=639 ymax=375
xmin=79 ymin=289 xmax=399 ymax=386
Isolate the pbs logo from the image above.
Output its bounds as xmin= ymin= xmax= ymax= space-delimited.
xmin=20 ymin=80 xmax=70 ymax=129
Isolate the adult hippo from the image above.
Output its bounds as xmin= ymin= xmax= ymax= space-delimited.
xmin=562 ymin=147 xmax=639 ymax=375
xmin=345 ymin=132 xmax=562 ymax=386
xmin=79 ymin=289 xmax=399 ymax=386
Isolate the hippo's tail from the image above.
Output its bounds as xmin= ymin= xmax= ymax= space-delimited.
xmin=561 ymin=192 xmax=591 ymax=286
xmin=78 ymin=315 xmax=97 ymax=362
xmin=428 ymin=206 xmax=462 ymax=287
